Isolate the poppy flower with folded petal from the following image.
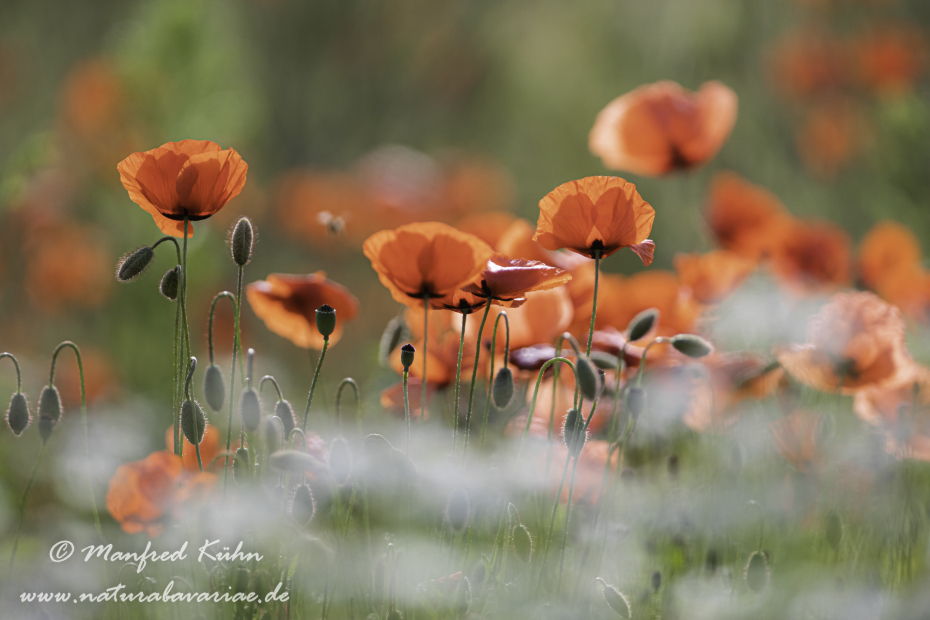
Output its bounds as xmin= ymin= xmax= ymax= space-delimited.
xmin=674 ymin=250 xmax=756 ymax=305
xmin=534 ymin=177 xmax=655 ymax=263
xmin=776 ymin=291 xmax=915 ymax=394
xmin=364 ymin=222 xmax=494 ymax=307
xmin=118 ymin=140 xmax=248 ymax=237
xmin=706 ymin=172 xmax=793 ymax=261
xmin=589 ymin=80 xmax=738 ymax=176
xmin=246 ymin=272 xmax=359 ymax=349
xmin=461 ymin=254 xmax=571 ymax=308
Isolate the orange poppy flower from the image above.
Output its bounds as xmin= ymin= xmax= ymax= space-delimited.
xmin=795 ymin=99 xmax=869 ymax=178
xmin=461 ymin=254 xmax=571 ymax=307
xmin=454 ymin=212 xmax=517 ymax=250
xmin=853 ymin=367 xmax=930 ymax=461
xmin=118 ymin=140 xmax=248 ymax=237
xmin=674 ymin=250 xmax=756 ymax=305
xmin=165 ymin=424 xmax=221 ymax=472
xmin=770 ymin=410 xmax=828 ymax=474
xmin=705 ymin=172 xmax=792 ymax=261
xmin=274 ymin=170 xmax=370 ymax=247
xmin=478 ymin=286 xmax=574 ymax=353
xmin=852 ymin=24 xmax=927 ymax=97
xmin=363 ymin=222 xmax=494 ymax=307
xmin=776 ymin=291 xmax=915 ymax=394
xmin=534 ymin=177 xmax=655 ymax=263
xmin=589 ymin=80 xmax=738 ymax=176
xmin=496 ymin=218 xmax=589 ymax=271
xmin=768 ymin=219 xmax=852 ymax=293
xmin=106 ymin=451 xmax=217 ymax=537
xmin=858 ymin=221 xmax=922 ymax=291
xmin=441 ymin=155 xmax=516 ymax=219
xmin=768 ymin=28 xmax=847 ymax=101
xmin=246 ymin=272 xmax=359 ymax=349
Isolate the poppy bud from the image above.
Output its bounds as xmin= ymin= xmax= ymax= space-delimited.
xmin=446 ymin=488 xmax=470 ymax=534
xmin=291 ymin=484 xmax=316 ymax=526
xmin=598 ymin=579 xmax=631 ymax=618
xmin=744 ymin=551 xmax=769 ymax=593
xmin=315 ymin=304 xmax=336 ymax=339
xmin=37 ymin=386 xmax=62 ymax=443
xmin=400 ymin=343 xmax=416 ymax=371
xmin=471 ymin=559 xmax=487 ymax=585
xmin=575 ymin=355 xmax=601 ymax=402
xmin=264 ymin=416 xmax=283 ymax=454
xmin=7 ymin=392 xmax=30 ymax=436
xmin=651 ymin=570 xmax=662 ymax=591
xmin=38 ymin=414 xmax=56 ymax=444
xmin=492 ymin=367 xmax=515 ymax=409
xmin=235 ymin=567 xmax=250 ymax=594
xmin=627 ymin=308 xmax=659 ymax=342
xmin=180 ymin=399 xmax=207 ymax=445
xmin=239 ymin=388 xmax=261 ymax=433
xmin=512 ymin=524 xmax=533 ymax=562
xmin=230 ymin=217 xmax=254 ymax=266
xmin=116 ymin=246 xmax=154 ymax=282
xmin=275 ymin=399 xmax=297 ymax=437
xmin=269 ymin=449 xmax=324 ymax=474
xmin=626 ymin=387 xmax=646 ymax=420
xmin=159 ymin=266 xmax=180 ymax=300
xmin=562 ymin=407 xmax=586 ymax=457
xmin=234 ymin=447 xmax=251 ymax=484
xmin=379 ymin=316 xmax=409 ymax=366
xmin=825 ymin=511 xmax=842 ymax=552
xmin=203 ymin=364 xmax=225 ymax=412
xmin=591 ymin=351 xmax=620 ymax=371
xmin=670 ymin=334 xmax=714 ymax=358
xmin=329 ymin=437 xmax=353 ymax=486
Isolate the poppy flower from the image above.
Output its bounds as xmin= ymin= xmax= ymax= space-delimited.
xmin=858 ymin=221 xmax=922 ymax=292
xmin=588 ymin=80 xmax=738 ymax=176
xmin=454 ymin=212 xmax=517 ymax=249
xmin=106 ymin=451 xmax=217 ymax=537
xmin=118 ymin=140 xmax=248 ymax=237
xmin=795 ymin=99 xmax=869 ymax=178
xmin=776 ymin=291 xmax=915 ymax=394
xmin=246 ymin=272 xmax=359 ymax=349
xmin=768 ymin=219 xmax=852 ymax=293
xmin=705 ymin=172 xmax=792 ymax=261
xmin=165 ymin=424 xmax=221 ymax=472
xmin=496 ymin=218 xmax=589 ymax=271
xmin=768 ymin=28 xmax=847 ymax=101
xmin=674 ymin=250 xmax=756 ymax=305
xmin=430 ymin=290 xmax=490 ymax=314
xmin=853 ymin=367 xmax=930 ymax=461
xmin=534 ymin=177 xmax=656 ymax=263
xmin=853 ymin=24 xmax=927 ymax=97
xmin=461 ymin=254 xmax=571 ymax=307
xmin=363 ymin=222 xmax=494 ymax=307
xmin=770 ymin=410 xmax=828 ymax=474
xmin=442 ymin=156 xmax=516 ymax=219
xmin=274 ymin=170 xmax=369 ymax=247
xmin=477 ymin=286 xmax=574 ymax=353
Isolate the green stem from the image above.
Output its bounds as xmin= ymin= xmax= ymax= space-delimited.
xmin=335 ymin=378 xmax=359 ymax=433
xmin=7 ymin=445 xmax=45 ymax=578
xmin=302 ymin=339 xmax=329 ymax=431
xmin=519 ymin=358 xmax=578 ymax=461
xmin=479 ymin=311 xmax=510 ymax=452
xmin=451 ymin=312 xmax=468 ymax=455
xmin=172 ymin=295 xmax=181 ymax=455
xmin=421 ymin=296 xmax=429 ymax=424
xmin=208 ymin=292 xmax=237 ymax=364
xmin=586 ymin=252 xmax=601 ymax=356
xmin=403 ymin=370 xmax=411 ymax=453
xmin=222 ymin=266 xmax=245 ymax=498
xmin=0 ymin=352 xmax=22 ymax=392
xmin=178 ymin=217 xmax=192 ymax=461
xmin=461 ymin=302 xmax=491 ymax=464
xmin=535 ymin=450 xmax=572 ymax=594
xmin=259 ymin=375 xmax=284 ymax=401
xmin=636 ymin=337 xmax=667 ymax=387
xmin=50 ymin=341 xmax=101 ymax=536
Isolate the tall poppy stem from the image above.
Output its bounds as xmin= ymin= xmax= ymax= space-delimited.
xmin=421 ymin=296 xmax=429 ymax=423
xmin=479 ymin=312 xmax=509 ymax=453
xmin=461 ymin=302 xmax=492 ymax=464
xmin=586 ymin=251 xmax=601 ymax=356
xmin=172 ymin=297 xmax=181 ymax=455
xmin=178 ymin=217 xmax=193 ymax=461
xmin=403 ymin=369 xmax=411 ymax=453
xmin=451 ymin=312 xmax=468 ymax=455
xmin=7 ymin=445 xmax=45 ymax=578
xmin=222 ymin=266 xmax=245 ymax=498
xmin=302 ymin=338 xmax=329 ymax=432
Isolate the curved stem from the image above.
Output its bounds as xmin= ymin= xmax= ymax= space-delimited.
xmin=7 ymin=445 xmax=45 ymax=578
xmin=184 ymin=357 xmax=197 ymax=401
xmin=208 ymin=292 xmax=236 ymax=365
xmin=451 ymin=312 xmax=468 ymax=455
xmin=302 ymin=339 xmax=329 ymax=432
xmin=421 ymin=296 xmax=429 ymax=424
xmin=223 ymin=266 xmax=245 ymax=498
xmin=636 ymin=337 xmax=668 ymax=387
xmin=49 ymin=341 xmax=101 ymax=537
xmin=259 ymin=376 xmax=284 ymax=401
xmin=519 ymin=357 xmax=578 ymax=461
xmin=335 ymin=378 xmax=359 ymax=433
xmin=403 ymin=370 xmax=411 ymax=453
xmin=479 ymin=311 xmax=510 ymax=452
xmin=462 ymin=302 xmax=492 ymax=465
xmin=586 ymin=251 xmax=601 ymax=356
xmin=0 ymin=352 xmax=22 ymax=392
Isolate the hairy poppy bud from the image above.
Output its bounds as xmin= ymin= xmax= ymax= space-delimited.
xmin=400 ymin=343 xmax=416 ymax=371
xmin=181 ymin=399 xmax=207 ymax=445
xmin=590 ymin=351 xmax=620 ymax=371
xmin=116 ymin=246 xmax=154 ymax=282
xmin=159 ymin=266 xmax=180 ymax=300
xmin=574 ymin=355 xmax=601 ymax=402
xmin=7 ymin=392 xmax=30 ymax=436
xmin=627 ymin=308 xmax=659 ymax=342
xmin=37 ymin=386 xmax=62 ymax=443
xmin=744 ymin=551 xmax=769 ymax=593
xmin=239 ymin=388 xmax=261 ymax=432
xmin=234 ymin=447 xmax=250 ymax=484
xmin=379 ymin=316 xmax=409 ymax=366
xmin=264 ymin=416 xmax=283 ymax=454
xmin=512 ymin=524 xmax=533 ymax=562
xmin=231 ymin=217 xmax=254 ymax=266
xmin=825 ymin=511 xmax=842 ymax=552
xmin=291 ymin=484 xmax=316 ymax=526
xmin=562 ymin=407 xmax=586 ymax=457
xmin=235 ymin=567 xmax=251 ymax=594
xmin=274 ymin=400 xmax=296 ymax=437
xmin=598 ymin=579 xmax=631 ymax=618
xmin=670 ymin=334 xmax=714 ymax=358
xmin=329 ymin=437 xmax=353 ymax=486
xmin=315 ymin=304 xmax=336 ymax=339
xmin=492 ymin=367 xmax=515 ymax=409
xmin=626 ymin=387 xmax=646 ymax=420
xmin=446 ymin=488 xmax=470 ymax=534
xmin=203 ymin=364 xmax=225 ymax=412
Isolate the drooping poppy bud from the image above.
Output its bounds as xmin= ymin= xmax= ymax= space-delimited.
xmin=400 ymin=343 xmax=416 ymax=371
xmin=627 ymin=308 xmax=659 ymax=342
xmin=239 ymin=388 xmax=261 ymax=432
xmin=116 ymin=246 xmax=154 ymax=282
xmin=492 ymin=367 xmax=515 ymax=409
xmin=329 ymin=437 xmax=352 ymax=486
xmin=512 ymin=524 xmax=533 ymax=563
xmin=562 ymin=407 xmax=586 ymax=457
xmin=37 ymin=386 xmax=62 ymax=444
xmin=234 ymin=447 xmax=250 ymax=484
xmin=670 ymin=334 xmax=714 ymax=358
xmin=291 ymin=484 xmax=316 ymax=526
xmin=203 ymin=364 xmax=225 ymax=412
xmin=598 ymin=579 xmax=631 ymax=618
xmin=263 ymin=416 xmax=283 ymax=455
xmin=446 ymin=488 xmax=470 ymax=534
xmin=744 ymin=551 xmax=769 ymax=593
xmin=159 ymin=266 xmax=180 ymax=300
xmin=6 ymin=392 xmax=30 ymax=436
xmin=180 ymin=399 xmax=207 ymax=445
xmin=231 ymin=217 xmax=254 ymax=266
xmin=575 ymin=356 xmax=601 ymax=402
xmin=274 ymin=400 xmax=297 ymax=437
xmin=315 ymin=304 xmax=337 ymax=340
xmin=590 ymin=351 xmax=620 ymax=371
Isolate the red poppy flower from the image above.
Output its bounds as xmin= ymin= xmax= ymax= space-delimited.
xmin=768 ymin=219 xmax=852 ymax=293
xmin=534 ymin=177 xmax=655 ymax=263
xmin=461 ymin=254 xmax=571 ymax=307
xmin=705 ymin=172 xmax=793 ymax=261
xmin=118 ymin=140 xmax=248 ymax=237
xmin=589 ymin=80 xmax=738 ymax=176
xmin=674 ymin=250 xmax=756 ymax=305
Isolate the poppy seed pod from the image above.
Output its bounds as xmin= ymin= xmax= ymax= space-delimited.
xmin=512 ymin=524 xmax=533 ymax=563
xmin=400 ymin=343 xmax=416 ymax=371
xmin=180 ymin=399 xmax=207 ymax=445
xmin=203 ymin=364 xmax=225 ymax=412
xmin=744 ymin=551 xmax=769 ymax=593
xmin=263 ymin=416 xmax=283 ymax=454
xmin=274 ymin=399 xmax=297 ymax=437
xmin=562 ymin=407 xmax=586 ymax=457
xmin=291 ymin=484 xmax=316 ymax=526
xmin=233 ymin=447 xmax=250 ymax=484
xmin=447 ymin=488 xmax=470 ymax=534
xmin=670 ymin=334 xmax=714 ymax=358
xmin=627 ymin=308 xmax=660 ymax=342
xmin=315 ymin=304 xmax=337 ymax=339
xmin=492 ymin=367 xmax=515 ymax=409
xmin=379 ymin=316 xmax=409 ymax=366
xmin=239 ymin=388 xmax=261 ymax=433
xmin=600 ymin=581 xmax=631 ymax=618
xmin=626 ymin=387 xmax=646 ymax=420
xmin=116 ymin=246 xmax=155 ymax=282
xmin=329 ymin=437 xmax=353 ymax=486
xmin=159 ymin=266 xmax=180 ymax=300
xmin=231 ymin=217 xmax=254 ymax=266
xmin=7 ymin=392 xmax=30 ymax=436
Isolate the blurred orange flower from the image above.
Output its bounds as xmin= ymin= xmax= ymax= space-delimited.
xmin=852 ymin=24 xmax=927 ymax=97
xmin=246 ymin=273 xmax=359 ymax=349
xmin=706 ymin=172 xmax=792 ymax=261
xmin=363 ymin=222 xmax=494 ymax=307
xmin=454 ymin=212 xmax=517 ymax=249
xmin=776 ymin=291 xmax=914 ymax=394
xmin=106 ymin=451 xmax=217 ymax=537
xmin=589 ymin=80 xmax=738 ymax=176
xmin=770 ymin=409 xmax=828 ymax=473
xmin=674 ymin=250 xmax=756 ymax=305
xmin=853 ymin=367 xmax=930 ymax=461
xmin=381 ymin=378 xmax=433 ymax=420
xmin=859 ymin=221 xmax=922 ymax=290
xmin=57 ymin=347 xmax=117 ymax=406
xmin=795 ymin=99 xmax=869 ymax=178
xmin=590 ymin=270 xmax=700 ymax=341
xmin=479 ymin=286 xmax=575 ymax=353
xmin=768 ymin=219 xmax=852 ymax=293
xmin=390 ymin=307 xmax=476 ymax=386
xmin=543 ymin=440 xmax=618 ymax=504
xmin=534 ymin=177 xmax=655 ymax=263
xmin=165 ymin=424 xmax=221 ymax=473
xmin=496 ymin=218 xmax=589 ymax=271
xmin=59 ymin=58 xmax=125 ymax=139
xmin=118 ymin=140 xmax=248 ymax=237
xmin=768 ymin=28 xmax=847 ymax=100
